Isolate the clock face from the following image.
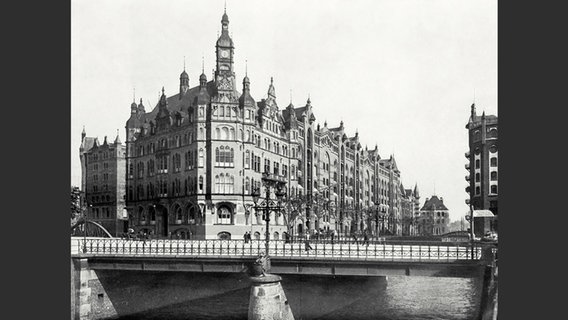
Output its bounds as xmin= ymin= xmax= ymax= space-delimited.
xmin=221 ymin=50 xmax=229 ymax=58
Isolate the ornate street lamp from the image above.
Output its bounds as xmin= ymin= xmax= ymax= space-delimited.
xmin=251 ymin=172 xmax=287 ymax=271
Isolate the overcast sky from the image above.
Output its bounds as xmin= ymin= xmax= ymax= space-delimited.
xmin=71 ymin=0 xmax=497 ymax=222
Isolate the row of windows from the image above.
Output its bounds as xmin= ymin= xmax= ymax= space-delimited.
xmin=130 ymin=150 xmax=206 ymax=178
xmin=474 ymin=185 xmax=498 ymax=195
xmin=474 ymin=171 xmax=498 ymax=182
xmin=88 ymin=150 xmax=115 ymax=161
xmin=129 ymin=176 xmax=206 ymax=201
xmin=88 ymin=207 xmax=113 ymax=219
xmin=474 ymin=157 xmax=498 ymax=168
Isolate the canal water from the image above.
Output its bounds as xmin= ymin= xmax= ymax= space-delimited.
xmin=116 ymin=274 xmax=482 ymax=320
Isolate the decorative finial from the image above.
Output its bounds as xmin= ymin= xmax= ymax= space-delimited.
xmin=202 ymin=55 xmax=204 ymax=73
xmin=140 ymin=98 xmax=143 ymax=104
xmin=183 ymin=56 xmax=186 ymax=71
xmin=116 ymin=129 xmax=119 ymax=136
xmin=473 ymin=87 xmax=476 ymax=104
xmin=290 ymin=89 xmax=292 ymax=104
xmin=162 ymin=86 xmax=165 ymax=95
xmin=133 ymin=87 xmax=136 ymax=103
xmin=224 ymin=0 xmax=227 ymax=13
xmin=307 ymin=93 xmax=311 ymax=104
xmin=245 ymin=59 xmax=248 ymax=76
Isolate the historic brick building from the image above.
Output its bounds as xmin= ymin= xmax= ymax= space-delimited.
xmin=80 ymin=128 xmax=127 ymax=236
xmin=465 ymin=103 xmax=498 ymax=236
xmin=418 ymin=195 xmax=449 ymax=236
xmin=124 ymin=9 xmax=409 ymax=240
xmin=400 ymin=183 xmax=420 ymax=236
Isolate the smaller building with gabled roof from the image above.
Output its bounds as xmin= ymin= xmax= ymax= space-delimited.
xmin=417 ymin=195 xmax=449 ymax=236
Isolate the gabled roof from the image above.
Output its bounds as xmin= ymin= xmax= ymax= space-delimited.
xmin=420 ymin=195 xmax=448 ymax=211
xmin=81 ymin=137 xmax=96 ymax=152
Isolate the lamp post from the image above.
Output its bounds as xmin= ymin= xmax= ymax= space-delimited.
xmin=466 ymin=203 xmax=475 ymax=259
xmin=82 ymin=203 xmax=92 ymax=253
xmin=251 ymin=172 xmax=287 ymax=269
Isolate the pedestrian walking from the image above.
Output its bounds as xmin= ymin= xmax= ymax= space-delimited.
xmin=244 ymin=232 xmax=249 ymax=243
xmin=352 ymin=233 xmax=358 ymax=245
xmin=363 ymin=232 xmax=369 ymax=247
xmin=304 ymin=239 xmax=313 ymax=253
xmin=331 ymin=230 xmax=335 ymax=244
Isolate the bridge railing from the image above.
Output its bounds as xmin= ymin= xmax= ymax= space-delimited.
xmin=71 ymin=238 xmax=486 ymax=262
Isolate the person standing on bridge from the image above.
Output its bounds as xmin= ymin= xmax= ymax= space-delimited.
xmin=304 ymin=238 xmax=313 ymax=253
xmin=352 ymin=233 xmax=359 ymax=245
xmin=363 ymin=232 xmax=370 ymax=247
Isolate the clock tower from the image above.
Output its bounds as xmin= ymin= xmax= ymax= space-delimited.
xmin=215 ymin=9 xmax=235 ymax=93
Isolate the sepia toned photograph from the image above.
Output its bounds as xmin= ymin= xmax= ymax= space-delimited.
xmin=70 ymin=1 xmax=498 ymax=319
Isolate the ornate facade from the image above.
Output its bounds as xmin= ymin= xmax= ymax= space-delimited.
xmin=80 ymin=129 xmax=127 ymax=236
xmin=465 ymin=104 xmax=498 ymax=236
xmin=124 ymin=10 xmax=411 ymax=240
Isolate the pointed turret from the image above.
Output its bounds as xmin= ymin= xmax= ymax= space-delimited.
xmin=81 ymin=126 xmax=86 ymax=142
xmin=180 ymin=62 xmax=189 ymax=95
xmin=268 ymin=77 xmax=276 ymax=100
xmin=137 ymin=98 xmax=145 ymax=113
xmin=413 ymin=183 xmax=420 ymax=199
xmin=239 ymin=73 xmax=255 ymax=109
xmin=114 ymin=129 xmax=121 ymax=144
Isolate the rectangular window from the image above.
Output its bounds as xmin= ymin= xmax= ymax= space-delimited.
xmin=274 ymin=162 xmax=279 ymax=175
xmin=490 ymin=157 xmax=497 ymax=167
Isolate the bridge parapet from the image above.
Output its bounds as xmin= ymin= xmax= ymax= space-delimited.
xmin=71 ymin=238 xmax=487 ymax=263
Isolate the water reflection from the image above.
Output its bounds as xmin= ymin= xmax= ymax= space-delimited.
xmin=117 ymin=274 xmax=481 ymax=320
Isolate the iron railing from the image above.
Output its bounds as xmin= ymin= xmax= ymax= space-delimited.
xmin=71 ymin=238 xmax=486 ymax=262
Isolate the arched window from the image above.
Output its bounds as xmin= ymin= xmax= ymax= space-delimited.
xmin=189 ymin=207 xmax=196 ymax=224
xmin=229 ymin=128 xmax=235 ymax=140
xmin=175 ymin=205 xmax=183 ymax=223
xmin=491 ymin=185 xmax=498 ymax=194
xmin=215 ymin=128 xmax=221 ymax=140
xmin=198 ymin=149 xmax=204 ymax=167
xmin=245 ymin=177 xmax=250 ymax=193
xmin=215 ymin=175 xmax=221 ymax=193
xmin=138 ymin=207 xmax=145 ymax=224
xmin=491 ymin=171 xmax=498 ymax=181
xmin=273 ymin=232 xmax=279 ymax=240
xmin=222 ymin=127 xmax=229 ymax=140
xmin=245 ymin=151 xmax=250 ymax=169
xmin=217 ymin=205 xmax=232 ymax=224
xmin=254 ymin=232 xmax=261 ymax=240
